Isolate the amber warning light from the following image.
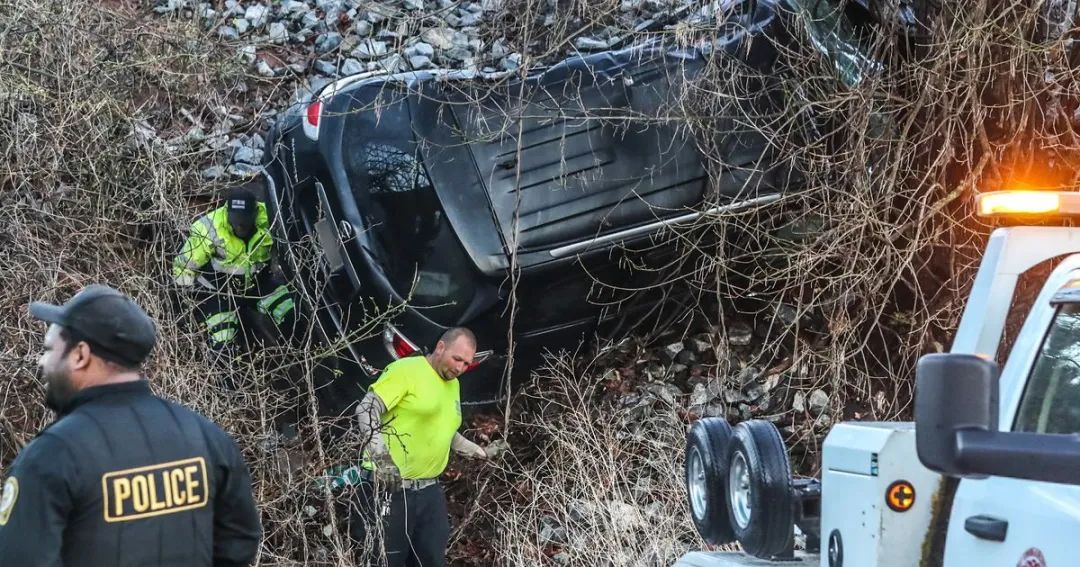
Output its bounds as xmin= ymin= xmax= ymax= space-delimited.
xmin=976 ymin=190 xmax=1080 ymax=217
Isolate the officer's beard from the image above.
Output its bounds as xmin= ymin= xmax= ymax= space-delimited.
xmin=38 ymin=365 xmax=77 ymax=412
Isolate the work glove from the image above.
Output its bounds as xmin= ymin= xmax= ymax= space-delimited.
xmin=482 ymin=439 xmax=511 ymax=460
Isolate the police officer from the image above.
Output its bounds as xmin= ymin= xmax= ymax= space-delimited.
xmin=173 ymin=184 xmax=296 ymax=354
xmin=0 ymin=284 xmax=262 ymax=565
xmin=351 ymin=327 xmax=493 ymax=567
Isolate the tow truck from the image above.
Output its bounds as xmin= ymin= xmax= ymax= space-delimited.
xmin=676 ymin=190 xmax=1080 ymax=567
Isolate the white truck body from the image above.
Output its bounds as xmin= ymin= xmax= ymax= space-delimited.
xmin=676 ymin=226 xmax=1080 ymax=567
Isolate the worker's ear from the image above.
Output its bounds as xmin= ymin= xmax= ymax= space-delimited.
xmin=68 ymin=341 xmax=93 ymax=372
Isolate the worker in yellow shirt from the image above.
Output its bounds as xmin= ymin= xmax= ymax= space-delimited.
xmin=351 ymin=327 xmax=492 ymax=567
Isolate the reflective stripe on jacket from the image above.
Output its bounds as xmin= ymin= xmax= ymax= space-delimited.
xmin=172 ymin=203 xmax=271 ymax=285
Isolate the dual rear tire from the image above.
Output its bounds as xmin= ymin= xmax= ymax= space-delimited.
xmin=685 ymin=418 xmax=794 ymax=558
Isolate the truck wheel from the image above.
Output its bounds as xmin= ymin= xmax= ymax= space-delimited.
xmin=685 ymin=417 xmax=736 ymax=545
xmin=726 ymin=420 xmax=794 ymax=558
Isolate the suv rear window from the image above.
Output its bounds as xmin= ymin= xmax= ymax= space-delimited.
xmin=340 ymin=87 xmax=478 ymax=325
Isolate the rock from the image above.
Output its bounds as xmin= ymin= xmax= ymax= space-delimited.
xmin=761 ymin=372 xmax=783 ymax=394
xmin=551 ymin=552 xmax=570 ymax=565
xmin=489 ymin=38 xmax=509 ymax=58
xmin=217 ymin=25 xmax=239 ymax=41
xmin=309 ymin=75 xmax=335 ymax=93
xmin=737 ymin=366 xmax=760 ymax=387
xmin=341 ymin=58 xmax=364 ymax=76
xmin=315 ymin=32 xmax=343 ymax=54
xmin=644 ymin=382 xmax=682 ymax=406
xmin=233 ymin=17 xmax=250 ymax=34
xmin=232 ymin=145 xmax=261 ymax=165
xmin=300 ymin=11 xmax=321 ymax=29
xmin=574 ymin=36 xmax=609 ymax=50
xmin=458 ymin=11 xmax=482 ymax=26
xmin=375 ymin=54 xmax=404 ymax=73
xmin=620 ymin=0 xmax=644 ymax=11
xmin=442 ymin=46 xmax=473 ymax=61
xmin=313 ymin=59 xmax=338 ymax=76
xmin=152 ymin=0 xmax=189 ymax=15
xmin=227 ymin=163 xmax=262 ymax=177
xmin=662 ymin=341 xmax=684 ymax=362
xmin=688 ymin=335 xmax=712 ymax=355
xmin=500 ymin=53 xmax=521 ymax=72
xmin=403 ymin=0 xmax=424 ymax=9
xmin=268 ymin=22 xmax=289 ymax=43
xmin=238 ymin=45 xmax=257 ymax=65
xmin=539 ymin=516 xmax=567 ymax=546
xmin=244 ymin=4 xmax=269 ymax=27
xmin=408 ymin=54 xmax=433 ymax=69
xmin=814 ymin=414 xmax=833 ymax=430
xmin=353 ymin=20 xmax=372 ymax=36
xmin=317 ymin=0 xmax=343 ymax=11
xmin=282 ymin=0 xmax=309 ymax=15
xmin=723 ymin=387 xmax=748 ymax=404
xmin=704 ymin=402 xmax=726 ymax=418
xmin=675 ymin=349 xmax=697 ymax=365
xmin=201 ymin=165 xmax=226 ymax=180
xmin=738 ymin=403 xmax=753 ymax=421
xmin=727 ymin=321 xmax=753 ymax=347
xmin=743 ymin=382 xmax=764 ymax=402
xmin=689 ymin=383 xmax=709 ymax=409
xmin=353 ymin=39 xmax=388 ymax=59
xmin=481 ymin=0 xmax=503 ymax=10
xmin=792 ymin=391 xmax=806 ymax=413
xmin=421 ymin=27 xmax=455 ymax=50
xmin=808 ymin=389 xmax=829 ymax=416
xmin=643 ymin=362 xmax=666 ymax=381
xmin=255 ymin=59 xmax=277 ymax=77
xmin=463 ymin=1 xmax=484 ymax=12
xmin=365 ymin=4 xmax=393 ymax=23
xmin=405 ymin=42 xmax=434 ymax=58
xmin=775 ymin=304 xmax=800 ymax=328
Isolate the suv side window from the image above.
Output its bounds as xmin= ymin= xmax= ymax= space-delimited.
xmin=1014 ymin=304 xmax=1080 ymax=434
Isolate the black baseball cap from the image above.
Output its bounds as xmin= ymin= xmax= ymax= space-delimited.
xmin=29 ymin=284 xmax=157 ymax=367
xmin=226 ymin=187 xmax=257 ymax=230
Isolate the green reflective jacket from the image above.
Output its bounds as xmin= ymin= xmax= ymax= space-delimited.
xmin=172 ymin=203 xmax=272 ymax=287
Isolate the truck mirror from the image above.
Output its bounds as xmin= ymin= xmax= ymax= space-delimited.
xmin=915 ymin=353 xmax=998 ymax=477
xmin=916 ymin=352 xmax=1080 ymax=485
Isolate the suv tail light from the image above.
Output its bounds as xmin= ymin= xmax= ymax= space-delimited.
xmin=302 ymin=100 xmax=322 ymax=140
xmin=383 ymin=325 xmax=419 ymax=359
xmin=467 ymin=350 xmax=494 ymax=372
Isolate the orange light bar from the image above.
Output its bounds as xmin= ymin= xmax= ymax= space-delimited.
xmin=975 ymin=191 xmax=1080 ymax=217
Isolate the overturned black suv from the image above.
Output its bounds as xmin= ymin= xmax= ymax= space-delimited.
xmin=265 ymin=0 xmax=886 ymax=406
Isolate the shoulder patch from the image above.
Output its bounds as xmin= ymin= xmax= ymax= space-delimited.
xmin=0 ymin=477 xmax=19 ymax=525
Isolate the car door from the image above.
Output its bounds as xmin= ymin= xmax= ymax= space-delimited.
xmin=944 ymin=302 xmax=1080 ymax=566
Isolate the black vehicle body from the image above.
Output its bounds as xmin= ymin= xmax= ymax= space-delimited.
xmin=264 ymin=0 xmax=883 ymax=408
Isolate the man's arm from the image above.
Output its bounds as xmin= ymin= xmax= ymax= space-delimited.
xmin=451 ymin=433 xmax=487 ymax=459
xmin=173 ymin=218 xmax=213 ymax=286
xmin=212 ymin=437 xmax=261 ymax=567
xmin=0 ymin=435 xmax=73 ymax=564
xmin=355 ymin=391 xmax=389 ymax=456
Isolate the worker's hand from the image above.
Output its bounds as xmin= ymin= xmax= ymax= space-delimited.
xmin=482 ymin=440 xmax=511 ymax=460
